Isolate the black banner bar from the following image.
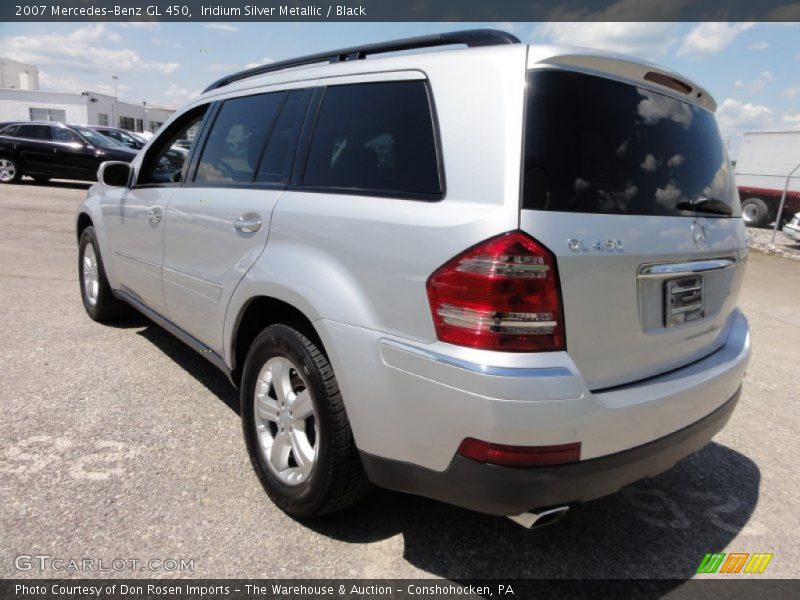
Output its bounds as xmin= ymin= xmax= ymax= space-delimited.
xmin=2 ymin=579 xmax=800 ymax=600
xmin=3 ymin=0 xmax=800 ymax=22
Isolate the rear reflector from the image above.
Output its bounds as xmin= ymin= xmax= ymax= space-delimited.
xmin=457 ymin=438 xmax=581 ymax=467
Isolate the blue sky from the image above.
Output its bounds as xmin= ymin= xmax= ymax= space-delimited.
xmin=1 ymin=21 xmax=798 ymax=157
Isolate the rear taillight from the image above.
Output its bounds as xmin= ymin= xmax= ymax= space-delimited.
xmin=426 ymin=231 xmax=565 ymax=352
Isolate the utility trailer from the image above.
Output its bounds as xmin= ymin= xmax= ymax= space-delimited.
xmin=735 ymin=131 xmax=800 ymax=226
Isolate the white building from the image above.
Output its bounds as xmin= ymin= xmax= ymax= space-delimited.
xmin=0 ymin=57 xmax=175 ymax=133
xmin=0 ymin=58 xmax=40 ymax=90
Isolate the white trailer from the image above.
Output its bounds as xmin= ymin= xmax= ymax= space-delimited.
xmin=735 ymin=131 xmax=800 ymax=226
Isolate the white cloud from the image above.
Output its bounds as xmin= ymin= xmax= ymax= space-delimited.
xmin=533 ymin=22 xmax=680 ymax=60
xmin=206 ymin=63 xmax=238 ymax=73
xmin=637 ymin=89 xmax=693 ymax=126
xmin=244 ymin=57 xmax=274 ymax=69
xmin=39 ymin=72 xmax=131 ymax=98
xmin=1 ymin=24 xmax=179 ymax=75
xmin=677 ymin=23 xmax=754 ymax=59
xmin=716 ymin=98 xmax=774 ymax=137
xmin=655 ymin=182 xmax=683 ymax=206
xmin=205 ymin=23 xmax=239 ymax=32
xmin=784 ymin=84 xmax=800 ymax=98
xmin=164 ymin=84 xmax=201 ymax=103
xmin=783 ymin=113 xmax=800 ymax=130
xmin=117 ymin=22 xmax=159 ymax=31
xmin=641 ymin=154 xmax=658 ymax=171
xmin=668 ymin=154 xmax=685 ymax=168
xmin=747 ymin=41 xmax=769 ymax=50
xmin=734 ymin=71 xmax=774 ymax=93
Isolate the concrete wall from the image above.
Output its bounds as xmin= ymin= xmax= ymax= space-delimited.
xmin=0 ymin=88 xmax=175 ymax=132
xmin=0 ymin=58 xmax=40 ymax=90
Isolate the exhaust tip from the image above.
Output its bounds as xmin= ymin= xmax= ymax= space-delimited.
xmin=507 ymin=506 xmax=570 ymax=529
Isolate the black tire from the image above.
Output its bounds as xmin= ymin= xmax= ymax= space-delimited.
xmin=78 ymin=226 xmax=128 ymax=322
xmin=742 ymin=197 xmax=770 ymax=227
xmin=0 ymin=156 xmax=22 ymax=184
xmin=241 ymin=324 xmax=371 ymax=518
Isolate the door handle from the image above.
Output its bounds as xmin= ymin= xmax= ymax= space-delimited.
xmin=148 ymin=206 xmax=163 ymax=225
xmin=233 ymin=213 xmax=262 ymax=233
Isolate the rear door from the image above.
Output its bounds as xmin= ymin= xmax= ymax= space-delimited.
xmin=15 ymin=124 xmax=57 ymax=175
xmin=520 ymin=69 xmax=746 ymax=390
xmin=161 ymin=88 xmax=311 ymax=353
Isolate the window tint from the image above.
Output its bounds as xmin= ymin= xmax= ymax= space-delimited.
xmin=196 ymin=92 xmax=285 ymax=185
xmin=303 ymin=81 xmax=441 ymax=196
xmin=522 ymin=70 xmax=739 ymax=217
xmin=139 ymin=107 xmax=208 ymax=185
xmin=256 ymin=89 xmax=310 ymax=184
xmin=1 ymin=125 xmax=19 ymax=137
xmin=17 ymin=124 xmax=51 ymax=140
xmin=52 ymin=127 xmax=82 ymax=142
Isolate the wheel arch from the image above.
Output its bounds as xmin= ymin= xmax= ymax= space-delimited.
xmin=229 ymin=295 xmax=325 ymax=388
xmin=76 ymin=212 xmax=94 ymax=244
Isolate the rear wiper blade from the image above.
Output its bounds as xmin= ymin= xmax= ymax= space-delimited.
xmin=676 ymin=196 xmax=732 ymax=216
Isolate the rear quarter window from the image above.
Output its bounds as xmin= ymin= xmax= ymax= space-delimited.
xmin=302 ymin=80 xmax=442 ymax=198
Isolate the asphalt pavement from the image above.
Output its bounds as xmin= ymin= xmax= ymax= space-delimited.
xmin=0 ymin=180 xmax=798 ymax=581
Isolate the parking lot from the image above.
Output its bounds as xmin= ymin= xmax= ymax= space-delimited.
xmin=0 ymin=180 xmax=798 ymax=581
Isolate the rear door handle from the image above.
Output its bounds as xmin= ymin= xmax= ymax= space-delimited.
xmin=233 ymin=213 xmax=262 ymax=233
xmin=148 ymin=206 xmax=163 ymax=224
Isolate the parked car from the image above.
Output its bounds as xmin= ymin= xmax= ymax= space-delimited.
xmin=735 ymin=131 xmax=800 ymax=227
xmin=783 ymin=213 xmax=800 ymax=242
xmin=0 ymin=121 xmax=136 ymax=184
xmin=89 ymin=126 xmax=146 ymax=150
xmin=75 ymin=30 xmax=750 ymax=525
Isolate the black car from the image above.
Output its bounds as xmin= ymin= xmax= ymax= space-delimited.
xmin=0 ymin=121 xmax=137 ymax=184
xmin=88 ymin=126 xmax=146 ymax=150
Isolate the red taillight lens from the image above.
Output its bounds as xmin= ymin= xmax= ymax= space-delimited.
xmin=426 ymin=231 xmax=565 ymax=352
xmin=457 ymin=438 xmax=581 ymax=467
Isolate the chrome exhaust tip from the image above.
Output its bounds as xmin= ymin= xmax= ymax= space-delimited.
xmin=507 ymin=506 xmax=570 ymax=529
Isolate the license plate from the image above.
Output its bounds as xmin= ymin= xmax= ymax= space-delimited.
xmin=664 ymin=276 xmax=705 ymax=327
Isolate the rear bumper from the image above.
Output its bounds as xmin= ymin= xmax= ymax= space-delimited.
xmin=361 ymin=387 xmax=739 ymax=516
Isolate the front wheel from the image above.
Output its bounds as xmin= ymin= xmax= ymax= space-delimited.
xmin=241 ymin=324 xmax=371 ymax=517
xmin=78 ymin=226 xmax=128 ymax=322
xmin=0 ymin=157 xmax=21 ymax=184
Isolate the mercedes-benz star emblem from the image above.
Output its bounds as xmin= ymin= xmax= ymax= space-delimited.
xmin=692 ymin=219 xmax=707 ymax=248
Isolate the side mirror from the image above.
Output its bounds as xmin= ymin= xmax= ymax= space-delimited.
xmin=98 ymin=161 xmax=132 ymax=187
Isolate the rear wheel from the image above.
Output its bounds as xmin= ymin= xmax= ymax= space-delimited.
xmin=742 ymin=197 xmax=770 ymax=227
xmin=0 ymin=157 xmax=21 ymax=183
xmin=241 ymin=324 xmax=371 ymax=517
xmin=78 ymin=226 xmax=128 ymax=322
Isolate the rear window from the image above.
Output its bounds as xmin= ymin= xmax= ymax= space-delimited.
xmin=522 ymin=70 xmax=740 ymax=217
xmin=303 ymin=81 xmax=441 ymax=198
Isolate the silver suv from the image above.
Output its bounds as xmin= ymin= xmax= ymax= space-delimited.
xmin=76 ymin=30 xmax=750 ymax=525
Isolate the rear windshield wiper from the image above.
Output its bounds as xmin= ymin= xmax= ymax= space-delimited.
xmin=676 ymin=196 xmax=733 ymax=216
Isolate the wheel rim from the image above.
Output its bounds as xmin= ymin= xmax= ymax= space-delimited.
xmin=0 ymin=159 xmax=16 ymax=182
xmin=743 ymin=204 xmax=758 ymax=223
xmin=253 ymin=356 xmax=318 ymax=486
xmin=82 ymin=243 xmax=99 ymax=306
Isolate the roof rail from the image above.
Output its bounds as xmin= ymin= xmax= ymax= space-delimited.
xmin=202 ymin=29 xmax=521 ymax=93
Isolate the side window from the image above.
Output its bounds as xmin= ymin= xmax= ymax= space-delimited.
xmin=195 ymin=92 xmax=285 ymax=185
xmin=256 ymin=89 xmax=311 ymax=184
xmin=1 ymin=125 xmax=19 ymax=137
xmin=17 ymin=124 xmax=52 ymax=140
xmin=303 ymin=81 xmax=441 ymax=196
xmin=138 ymin=106 xmax=208 ymax=185
xmin=52 ymin=128 xmax=82 ymax=142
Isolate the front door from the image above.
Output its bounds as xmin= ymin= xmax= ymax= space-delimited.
xmin=102 ymin=106 xmax=210 ymax=316
xmin=162 ymin=88 xmax=310 ymax=353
